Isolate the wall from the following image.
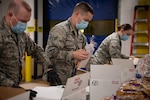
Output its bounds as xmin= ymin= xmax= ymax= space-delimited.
xmin=118 ymin=0 xmax=138 ymax=56
xmin=36 ymin=0 xmax=43 ymax=77
xmin=37 ymin=0 xmax=43 ymax=48
xmin=25 ymin=0 xmax=34 ymax=40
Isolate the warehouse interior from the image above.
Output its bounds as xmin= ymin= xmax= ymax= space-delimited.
xmin=0 ymin=0 xmax=150 ymax=99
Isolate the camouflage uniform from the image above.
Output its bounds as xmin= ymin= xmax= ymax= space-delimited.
xmin=0 ymin=17 xmax=50 ymax=87
xmin=90 ymin=32 xmax=129 ymax=65
xmin=45 ymin=18 xmax=86 ymax=84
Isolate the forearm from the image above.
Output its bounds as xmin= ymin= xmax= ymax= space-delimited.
xmin=26 ymin=37 xmax=50 ymax=69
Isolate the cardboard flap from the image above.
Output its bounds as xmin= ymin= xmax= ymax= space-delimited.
xmin=0 ymin=87 xmax=26 ymax=100
xmin=111 ymin=58 xmax=135 ymax=68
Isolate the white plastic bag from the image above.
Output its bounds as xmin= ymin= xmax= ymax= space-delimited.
xmin=77 ymin=35 xmax=96 ymax=68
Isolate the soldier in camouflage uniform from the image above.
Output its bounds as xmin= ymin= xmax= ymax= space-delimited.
xmin=45 ymin=2 xmax=94 ymax=85
xmin=0 ymin=0 xmax=50 ymax=87
xmin=87 ymin=24 xmax=134 ymax=69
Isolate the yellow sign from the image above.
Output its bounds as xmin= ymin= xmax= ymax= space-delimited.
xmin=27 ymin=27 xmax=35 ymax=32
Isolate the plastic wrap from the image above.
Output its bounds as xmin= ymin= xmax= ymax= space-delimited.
xmin=77 ymin=35 xmax=96 ymax=68
xmin=136 ymin=54 xmax=150 ymax=79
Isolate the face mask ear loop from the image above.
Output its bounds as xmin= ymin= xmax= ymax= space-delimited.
xmin=10 ymin=20 xmax=14 ymax=28
xmin=12 ymin=12 xmax=19 ymax=22
xmin=76 ymin=14 xmax=81 ymax=25
xmin=10 ymin=12 xmax=18 ymax=28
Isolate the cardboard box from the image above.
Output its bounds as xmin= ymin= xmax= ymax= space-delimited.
xmin=62 ymin=88 xmax=87 ymax=100
xmin=90 ymin=79 xmax=120 ymax=100
xmin=0 ymin=87 xmax=26 ymax=100
xmin=0 ymin=80 xmax=49 ymax=100
xmin=33 ymin=73 xmax=90 ymax=100
xmin=8 ymin=91 xmax=30 ymax=100
xmin=112 ymin=58 xmax=136 ymax=67
xmin=90 ymin=64 xmax=136 ymax=100
xmin=112 ymin=58 xmax=136 ymax=82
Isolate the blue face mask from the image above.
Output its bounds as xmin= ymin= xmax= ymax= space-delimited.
xmin=120 ymin=34 xmax=129 ymax=41
xmin=11 ymin=14 xmax=27 ymax=34
xmin=76 ymin=20 xmax=89 ymax=30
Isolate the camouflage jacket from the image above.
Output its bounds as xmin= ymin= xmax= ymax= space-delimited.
xmin=45 ymin=18 xmax=86 ymax=84
xmin=93 ymin=32 xmax=129 ymax=65
xmin=0 ymin=17 xmax=50 ymax=86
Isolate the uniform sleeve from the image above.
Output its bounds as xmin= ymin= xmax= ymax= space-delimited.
xmin=25 ymin=35 xmax=50 ymax=70
xmin=45 ymin=26 xmax=73 ymax=63
xmin=109 ymin=39 xmax=129 ymax=59
xmin=0 ymin=33 xmax=2 ymax=54
xmin=85 ymin=55 xmax=97 ymax=71
xmin=109 ymin=39 xmax=123 ymax=58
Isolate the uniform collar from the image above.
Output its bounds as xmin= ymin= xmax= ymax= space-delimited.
xmin=116 ymin=32 xmax=122 ymax=46
xmin=68 ymin=18 xmax=78 ymax=36
xmin=117 ymin=32 xmax=121 ymax=41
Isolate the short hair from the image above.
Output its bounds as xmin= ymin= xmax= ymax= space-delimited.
xmin=7 ymin=0 xmax=31 ymax=15
xmin=118 ymin=24 xmax=133 ymax=31
xmin=73 ymin=2 xmax=94 ymax=15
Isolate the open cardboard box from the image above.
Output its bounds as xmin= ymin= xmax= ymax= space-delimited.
xmin=90 ymin=59 xmax=136 ymax=100
xmin=0 ymin=86 xmax=26 ymax=100
xmin=33 ymin=72 xmax=90 ymax=100
xmin=0 ymin=79 xmax=49 ymax=100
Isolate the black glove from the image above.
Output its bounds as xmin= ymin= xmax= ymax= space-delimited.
xmin=47 ymin=69 xmax=62 ymax=86
xmin=26 ymin=89 xmax=37 ymax=100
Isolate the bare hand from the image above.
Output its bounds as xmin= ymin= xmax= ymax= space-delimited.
xmin=72 ymin=49 xmax=89 ymax=61
xmin=26 ymin=32 xmax=30 ymax=37
xmin=129 ymin=56 xmax=136 ymax=60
